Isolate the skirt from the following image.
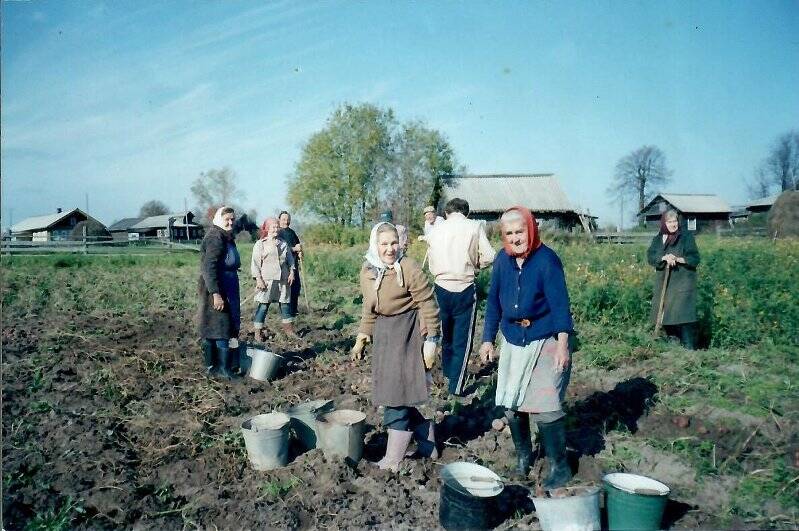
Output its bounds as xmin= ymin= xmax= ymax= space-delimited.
xmin=495 ymin=336 xmax=571 ymax=413
xmin=371 ymin=309 xmax=428 ymax=407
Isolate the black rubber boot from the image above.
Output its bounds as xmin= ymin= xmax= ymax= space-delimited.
xmin=680 ymin=323 xmax=696 ymax=350
xmin=506 ymin=411 xmax=533 ymax=478
xmin=201 ymin=340 xmax=218 ymax=375
xmin=539 ymin=418 xmax=572 ymax=490
xmin=216 ymin=343 xmax=237 ymax=380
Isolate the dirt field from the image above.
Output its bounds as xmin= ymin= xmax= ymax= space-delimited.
xmin=2 ymin=243 xmax=797 ymax=529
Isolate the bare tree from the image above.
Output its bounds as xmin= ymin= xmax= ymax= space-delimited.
xmin=138 ymin=200 xmax=170 ymax=217
xmin=191 ymin=167 xmax=244 ymax=221
xmin=608 ymin=145 xmax=673 ymax=215
xmin=765 ymin=131 xmax=799 ymax=192
xmin=746 ymin=167 xmax=773 ymax=200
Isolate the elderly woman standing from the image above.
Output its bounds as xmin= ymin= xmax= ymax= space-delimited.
xmin=647 ymin=210 xmax=700 ymax=349
xmin=251 ymin=217 xmax=296 ymax=340
xmin=351 ymin=222 xmax=441 ymax=471
xmin=479 ymin=207 xmax=574 ymax=489
xmin=198 ymin=206 xmax=241 ymax=379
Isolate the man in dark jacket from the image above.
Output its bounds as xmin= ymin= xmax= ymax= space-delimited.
xmin=278 ymin=211 xmax=302 ymax=333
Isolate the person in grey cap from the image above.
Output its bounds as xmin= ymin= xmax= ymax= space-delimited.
xmin=420 ymin=206 xmax=444 ymax=240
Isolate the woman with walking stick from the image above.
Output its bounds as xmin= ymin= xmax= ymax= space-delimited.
xmin=647 ymin=210 xmax=701 ymax=349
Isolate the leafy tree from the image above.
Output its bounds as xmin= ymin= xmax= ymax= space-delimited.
xmin=389 ymin=121 xmax=457 ymax=229
xmin=288 ymin=103 xmax=395 ymax=227
xmin=138 ymin=200 xmax=170 ymax=218
xmin=608 ymin=145 xmax=672 ymax=221
xmin=288 ymin=104 xmax=458 ymax=229
xmin=191 ymin=167 xmax=244 ymax=221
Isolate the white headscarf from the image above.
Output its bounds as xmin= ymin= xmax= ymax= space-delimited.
xmin=212 ymin=206 xmax=233 ymax=231
xmin=364 ymin=222 xmax=404 ymax=298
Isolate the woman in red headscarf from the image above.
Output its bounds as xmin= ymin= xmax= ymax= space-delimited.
xmin=251 ymin=217 xmax=296 ymax=340
xmin=479 ymin=206 xmax=574 ymax=490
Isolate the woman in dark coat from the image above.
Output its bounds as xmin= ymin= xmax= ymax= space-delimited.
xmin=479 ymin=206 xmax=574 ymax=489
xmin=198 ymin=206 xmax=241 ymax=379
xmin=647 ymin=210 xmax=700 ymax=349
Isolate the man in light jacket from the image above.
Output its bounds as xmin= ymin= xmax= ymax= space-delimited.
xmin=426 ymin=198 xmax=496 ymax=396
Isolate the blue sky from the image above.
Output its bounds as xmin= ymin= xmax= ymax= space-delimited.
xmin=2 ymin=0 xmax=798 ymax=229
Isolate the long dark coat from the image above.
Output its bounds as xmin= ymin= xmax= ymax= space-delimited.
xmin=197 ymin=226 xmax=241 ymax=339
xmin=647 ymin=230 xmax=700 ymax=326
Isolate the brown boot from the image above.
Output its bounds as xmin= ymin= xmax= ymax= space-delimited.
xmin=281 ymin=322 xmax=299 ymax=338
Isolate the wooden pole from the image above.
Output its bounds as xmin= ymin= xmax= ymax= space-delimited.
xmin=299 ymin=255 xmax=312 ymax=313
xmin=654 ymin=265 xmax=671 ymax=336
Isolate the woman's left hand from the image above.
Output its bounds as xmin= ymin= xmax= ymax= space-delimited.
xmin=288 ymin=271 xmax=295 ymax=285
xmin=554 ymin=343 xmax=570 ymax=373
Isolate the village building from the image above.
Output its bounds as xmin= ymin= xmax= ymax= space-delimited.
xmin=441 ymin=174 xmax=596 ymax=231
xmin=746 ymin=193 xmax=781 ymax=215
xmin=638 ymin=193 xmax=731 ymax=231
xmin=9 ymin=208 xmax=107 ymax=241
xmin=128 ymin=212 xmax=204 ymax=241
xmin=108 ymin=217 xmax=144 ymax=241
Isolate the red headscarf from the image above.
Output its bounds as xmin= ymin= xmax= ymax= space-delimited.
xmin=259 ymin=217 xmax=279 ymax=239
xmin=501 ymin=206 xmax=541 ymax=259
xmin=659 ymin=212 xmax=680 ymax=247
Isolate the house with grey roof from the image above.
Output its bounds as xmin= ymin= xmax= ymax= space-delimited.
xmin=128 ymin=212 xmax=204 ymax=241
xmin=441 ymin=174 xmax=596 ymax=231
xmin=107 ymin=217 xmax=144 ymax=241
xmin=10 ymin=208 xmax=107 ymax=241
xmin=638 ymin=193 xmax=732 ymax=231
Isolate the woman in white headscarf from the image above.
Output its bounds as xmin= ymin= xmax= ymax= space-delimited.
xmin=198 ymin=206 xmax=241 ymax=379
xmin=351 ymin=222 xmax=441 ymax=471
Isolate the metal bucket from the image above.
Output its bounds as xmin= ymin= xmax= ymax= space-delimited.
xmin=532 ymin=486 xmax=601 ymax=531
xmin=286 ymin=399 xmax=335 ymax=451
xmin=246 ymin=347 xmax=283 ymax=382
xmin=603 ymin=473 xmax=670 ymax=530
xmin=316 ymin=409 xmax=366 ymax=464
xmin=241 ymin=412 xmax=291 ymax=471
xmin=439 ymin=461 xmax=504 ymax=530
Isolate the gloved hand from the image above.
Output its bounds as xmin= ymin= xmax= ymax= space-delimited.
xmin=351 ymin=333 xmax=370 ymax=361
xmin=423 ymin=340 xmax=438 ymax=369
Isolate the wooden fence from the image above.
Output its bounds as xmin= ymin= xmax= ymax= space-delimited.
xmin=1 ymin=238 xmax=201 ymax=255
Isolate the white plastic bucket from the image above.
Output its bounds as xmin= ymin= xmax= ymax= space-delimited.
xmin=241 ymin=412 xmax=290 ymax=470
xmin=316 ymin=409 xmax=367 ymax=464
xmin=532 ymin=486 xmax=601 ymax=531
xmin=246 ymin=347 xmax=283 ymax=381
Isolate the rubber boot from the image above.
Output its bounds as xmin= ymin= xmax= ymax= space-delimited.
xmin=229 ymin=339 xmax=241 ymax=375
xmin=216 ymin=342 xmax=237 ymax=380
xmin=281 ymin=322 xmax=299 ymax=338
xmin=375 ymin=429 xmax=413 ymax=472
xmin=201 ymin=339 xmax=217 ymax=375
xmin=680 ymin=323 xmax=696 ymax=350
xmin=407 ymin=420 xmax=438 ymax=459
xmin=539 ymin=418 xmax=572 ymax=490
xmin=507 ymin=412 xmax=533 ymax=478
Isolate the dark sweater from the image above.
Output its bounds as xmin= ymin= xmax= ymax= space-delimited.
xmin=482 ymin=245 xmax=574 ymax=347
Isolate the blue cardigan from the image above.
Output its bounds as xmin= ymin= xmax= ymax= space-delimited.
xmin=482 ymin=245 xmax=574 ymax=347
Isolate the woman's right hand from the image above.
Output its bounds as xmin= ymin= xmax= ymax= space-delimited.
xmin=256 ymin=280 xmax=266 ymax=291
xmin=479 ymin=342 xmax=495 ymax=363
xmin=212 ymin=293 xmax=225 ymax=311
xmin=351 ymin=333 xmax=370 ymax=361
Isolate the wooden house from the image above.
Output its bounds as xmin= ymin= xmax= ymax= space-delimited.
xmin=129 ymin=212 xmax=204 ymax=241
xmin=441 ymin=174 xmax=594 ymax=231
xmin=10 ymin=208 xmax=106 ymax=241
xmin=638 ymin=193 xmax=731 ymax=231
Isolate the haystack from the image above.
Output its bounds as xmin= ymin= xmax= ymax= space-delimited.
xmin=767 ymin=191 xmax=799 ymax=238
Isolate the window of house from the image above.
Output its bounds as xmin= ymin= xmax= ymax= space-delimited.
xmin=687 ymin=218 xmax=697 ymax=231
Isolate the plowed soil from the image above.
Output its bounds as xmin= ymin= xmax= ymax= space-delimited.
xmin=0 ymin=308 xmax=762 ymax=529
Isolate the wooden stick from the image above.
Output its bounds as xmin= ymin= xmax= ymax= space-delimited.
xmin=654 ymin=265 xmax=671 ymax=336
xmin=299 ymin=256 xmax=312 ymax=313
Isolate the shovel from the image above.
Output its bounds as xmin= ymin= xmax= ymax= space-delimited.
xmin=654 ymin=264 xmax=671 ymax=336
